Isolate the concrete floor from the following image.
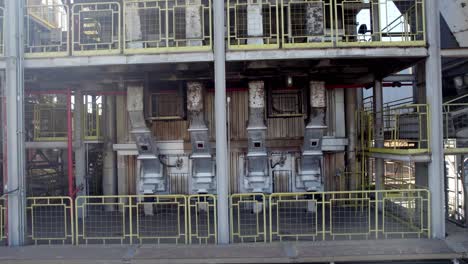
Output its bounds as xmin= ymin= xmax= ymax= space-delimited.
xmin=0 ymin=222 xmax=465 ymax=264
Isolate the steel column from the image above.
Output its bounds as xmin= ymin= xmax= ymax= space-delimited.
xmin=373 ymin=80 xmax=384 ymax=191
xmin=426 ymin=0 xmax=445 ymax=239
xmin=213 ymin=0 xmax=229 ymax=244
xmin=67 ymin=89 xmax=74 ymax=197
xmin=5 ymin=0 xmax=26 ymax=246
xmin=345 ymin=88 xmax=357 ymax=190
xmin=74 ymin=92 xmax=87 ymax=197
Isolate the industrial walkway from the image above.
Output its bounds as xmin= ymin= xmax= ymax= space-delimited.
xmin=0 ymin=234 xmax=465 ymax=264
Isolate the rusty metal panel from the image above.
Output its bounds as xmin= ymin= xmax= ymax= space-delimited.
xmin=151 ymin=120 xmax=190 ymax=141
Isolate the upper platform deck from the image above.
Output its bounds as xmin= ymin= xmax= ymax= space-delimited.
xmin=0 ymin=0 xmax=428 ymax=69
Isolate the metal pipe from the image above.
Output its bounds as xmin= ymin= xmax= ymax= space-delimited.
xmin=345 ymin=89 xmax=357 ymax=190
xmin=426 ymin=0 xmax=445 ymax=239
xmin=74 ymin=91 xmax=86 ymax=198
xmin=5 ymin=0 xmax=26 ymax=246
xmin=373 ymin=79 xmax=384 ymax=191
xmin=213 ymin=0 xmax=229 ymax=244
xmin=67 ymin=88 xmax=74 ymax=198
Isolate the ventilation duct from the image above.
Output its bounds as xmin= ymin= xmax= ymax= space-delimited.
xmin=127 ymin=84 xmax=164 ymax=194
xmin=296 ymin=81 xmax=326 ymax=192
xmin=187 ymin=82 xmax=215 ymax=194
xmin=241 ymin=81 xmax=272 ymax=193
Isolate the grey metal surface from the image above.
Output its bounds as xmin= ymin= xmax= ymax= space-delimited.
xmin=213 ymin=0 xmax=229 ymax=245
xmin=103 ymin=96 xmax=117 ymax=197
xmin=187 ymin=82 xmax=215 ymax=194
xmin=5 ymin=0 xmax=27 ymax=246
xmin=373 ymin=79 xmax=384 ymax=192
xmin=426 ymin=0 xmax=446 ymax=240
xmin=74 ymin=92 xmax=87 ymax=197
xmin=241 ymin=81 xmax=272 ymax=193
xmin=295 ymin=81 xmax=326 ymax=192
xmin=127 ymin=84 xmax=164 ymax=194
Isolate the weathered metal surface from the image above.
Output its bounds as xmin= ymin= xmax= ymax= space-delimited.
xmin=186 ymin=0 xmax=203 ymax=46
xmin=187 ymin=82 xmax=216 ymax=194
xmin=127 ymin=84 xmax=165 ymax=194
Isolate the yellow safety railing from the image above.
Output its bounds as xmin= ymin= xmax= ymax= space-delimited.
xmin=269 ymin=189 xmax=430 ymax=241
xmin=0 ymin=197 xmax=6 ymax=244
xmin=33 ymin=103 xmax=68 ymax=141
xmin=83 ymin=97 xmax=103 ymax=141
xmin=281 ymin=0 xmax=334 ymax=48
xmin=0 ymin=7 xmax=4 ymax=57
xmin=25 ymin=4 xmax=69 ymax=58
xmin=75 ymin=195 xmax=187 ymax=245
xmin=123 ymin=0 xmax=212 ymax=54
xmin=230 ymin=193 xmax=267 ymax=243
xmin=443 ymin=99 xmax=468 ymax=154
xmin=71 ymin=2 xmax=121 ymax=56
xmin=335 ymin=0 xmax=425 ymax=47
xmin=227 ymin=0 xmax=280 ymax=50
xmin=361 ymin=104 xmax=430 ymax=155
xmin=188 ymin=194 xmax=217 ymax=244
xmin=26 ymin=197 xmax=74 ymax=245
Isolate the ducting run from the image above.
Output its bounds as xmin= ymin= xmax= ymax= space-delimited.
xmin=187 ymin=82 xmax=216 ymax=194
xmin=127 ymin=84 xmax=165 ymax=194
xmin=242 ymin=80 xmax=272 ymax=193
xmin=296 ymin=81 xmax=326 ymax=192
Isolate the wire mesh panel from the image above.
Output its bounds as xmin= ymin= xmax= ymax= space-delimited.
xmin=281 ymin=0 xmax=333 ymax=48
xmin=227 ymin=0 xmax=279 ymax=50
xmin=124 ymin=0 xmax=212 ymax=54
xmin=133 ymin=195 xmax=187 ymax=244
xmin=26 ymin=197 xmax=74 ymax=245
xmin=335 ymin=0 xmax=425 ymax=47
xmin=381 ymin=190 xmax=429 ymax=238
xmin=188 ymin=194 xmax=217 ymax=244
xmin=363 ymin=104 xmax=430 ymax=155
xmin=0 ymin=7 xmax=4 ymax=56
xmin=25 ymin=4 xmax=69 ymax=57
xmin=83 ymin=95 xmax=103 ymax=141
xmin=72 ymin=2 xmax=121 ymax=56
xmin=323 ymin=192 xmax=372 ymax=240
xmin=269 ymin=193 xmax=320 ymax=241
xmin=230 ymin=193 xmax=267 ymax=243
xmin=0 ymin=198 xmax=6 ymax=245
xmin=75 ymin=196 xmax=131 ymax=245
xmin=33 ymin=104 xmax=68 ymax=141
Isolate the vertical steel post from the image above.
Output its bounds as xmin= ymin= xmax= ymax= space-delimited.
xmin=67 ymin=88 xmax=74 ymax=198
xmin=213 ymin=0 xmax=229 ymax=244
xmin=373 ymin=80 xmax=384 ymax=191
xmin=426 ymin=0 xmax=445 ymax=239
xmin=345 ymin=89 xmax=357 ymax=190
xmin=74 ymin=92 xmax=87 ymax=197
xmin=5 ymin=0 xmax=26 ymax=246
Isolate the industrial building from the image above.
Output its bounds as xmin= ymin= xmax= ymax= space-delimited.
xmin=0 ymin=0 xmax=467 ymax=263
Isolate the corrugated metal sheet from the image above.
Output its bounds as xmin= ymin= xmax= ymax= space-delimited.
xmin=151 ymin=120 xmax=190 ymax=141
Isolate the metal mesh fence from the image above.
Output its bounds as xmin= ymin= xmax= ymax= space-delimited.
xmin=335 ymin=0 xmax=425 ymax=46
xmin=188 ymin=194 xmax=216 ymax=244
xmin=25 ymin=4 xmax=69 ymax=57
xmin=230 ymin=193 xmax=267 ymax=243
xmin=124 ymin=0 xmax=212 ymax=53
xmin=72 ymin=2 xmax=121 ymax=56
xmin=227 ymin=0 xmax=279 ymax=49
xmin=26 ymin=197 xmax=74 ymax=245
xmin=270 ymin=189 xmax=430 ymax=242
xmin=281 ymin=0 xmax=333 ymax=47
xmin=75 ymin=195 xmax=187 ymax=245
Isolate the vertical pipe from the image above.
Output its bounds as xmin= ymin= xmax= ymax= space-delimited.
xmin=345 ymin=89 xmax=357 ymax=190
xmin=67 ymin=89 xmax=74 ymax=198
xmin=74 ymin=92 xmax=86 ymax=197
xmin=5 ymin=0 xmax=26 ymax=246
xmin=213 ymin=0 xmax=229 ymax=244
xmin=373 ymin=80 xmax=384 ymax=191
xmin=103 ymin=96 xmax=117 ymax=200
xmin=425 ymin=0 xmax=445 ymax=239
